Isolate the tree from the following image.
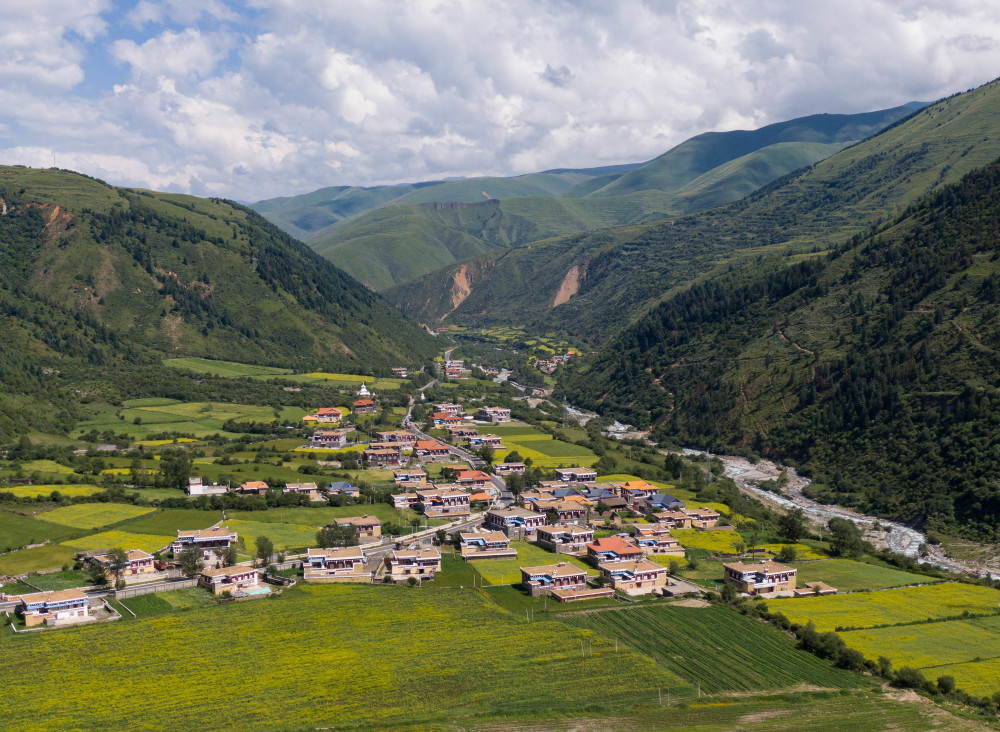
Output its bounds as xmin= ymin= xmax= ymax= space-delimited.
xmin=668 ymin=559 xmax=681 ymax=575
xmin=178 ymin=545 xmax=204 ymax=578
xmin=937 ymin=675 xmax=956 ymax=694
xmin=720 ymin=582 xmax=737 ymax=603
xmin=255 ymin=535 xmax=274 ymax=567
xmin=107 ymin=547 xmax=129 ymax=589
xmin=479 ymin=445 xmax=495 ymax=465
xmin=505 ymin=450 xmax=524 ymax=464
xmin=316 ymin=524 xmax=359 ymax=548
xmin=828 ymin=517 xmax=865 ymax=558
xmin=778 ymin=508 xmax=806 ymax=542
xmin=88 ymin=562 xmax=108 ymax=586
xmin=221 ymin=544 xmax=239 ymax=567
xmin=777 ymin=545 xmax=797 ymax=563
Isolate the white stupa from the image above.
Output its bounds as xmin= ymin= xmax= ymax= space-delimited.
xmin=357 ymin=382 xmax=370 ymax=397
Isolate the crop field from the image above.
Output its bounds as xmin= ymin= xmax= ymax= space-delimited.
xmin=119 ymin=509 xmax=225 ymax=535
xmin=473 ymin=541 xmax=595 ymax=585
xmin=20 ymin=459 xmax=76 ymax=475
xmin=28 ymin=570 xmax=92 ymax=591
xmin=925 ymin=657 xmax=1000 ymax=697
xmin=794 ymin=559 xmax=939 ymax=592
xmin=840 ymin=615 xmax=1000 ymax=677
xmin=294 ymin=372 xmax=405 ymax=390
xmin=62 ymin=530 xmax=174 ymax=555
xmin=73 ymin=400 xmax=306 ymax=439
xmin=762 ymin=543 xmax=828 ymax=559
xmin=481 ymin=423 xmax=598 ymax=467
xmin=0 ymin=544 xmax=81 ymax=574
xmin=225 ymin=519 xmax=317 ymax=552
xmin=227 ymin=505 xmax=413 ymax=526
xmin=564 ymin=605 xmax=865 ymax=694
xmin=0 ymin=585 xmax=685 ymax=730
xmin=41 ymin=503 xmax=156 ymax=530
xmin=672 ymin=529 xmax=743 ymax=554
xmin=0 ymin=510 xmax=78 ymax=552
xmin=0 ymin=484 xmax=104 ymax=498
xmin=162 ymin=357 xmax=293 ymax=379
xmin=771 ymin=583 xmax=1000 ymax=632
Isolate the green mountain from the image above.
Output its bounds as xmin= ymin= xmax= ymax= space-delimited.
xmin=585 ymin=107 xmax=917 ymax=198
xmin=258 ymin=106 xmax=916 ymax=291
xmin=559 ymin=157 xmax=1000 ymax=538
xmin=0 ymin=166 xmax=437 ymax=440
xmin=252 ymin=164 xmax=641 ymax=243
xmin=388 ymin=81 xmax=1000 ymax=339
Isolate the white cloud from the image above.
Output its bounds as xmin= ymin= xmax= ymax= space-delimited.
xmin=2 ymin=0 xmax=1000 ymax=200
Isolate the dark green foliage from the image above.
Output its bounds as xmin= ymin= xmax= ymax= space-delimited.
xmin=315 ymin=523 xmax=359 ymax=548
xmin=561 ymin=149 xmax=1000 ymax=538
xmin=828 ymin=519 xmax=865 ymax=558
xmin=778 ymin=509 xmax=806 ymax=543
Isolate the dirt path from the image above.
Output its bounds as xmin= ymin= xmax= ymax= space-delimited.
xmin=776 ymin=328 xmax=815 ymax=355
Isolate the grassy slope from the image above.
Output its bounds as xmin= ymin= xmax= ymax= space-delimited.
xmin=388 ymin=79 xmax=1000 ymax=337
xmin=587 ymin=106 xmax=915 ymax=198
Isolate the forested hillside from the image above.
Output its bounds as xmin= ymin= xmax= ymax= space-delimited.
xmin=0 ymin=167 xmax=436 ymax=440
xmin=389 ymin=80 xmax=1000 ymax=340
xmin=561 ymin=158 xmax=1000 ymax=539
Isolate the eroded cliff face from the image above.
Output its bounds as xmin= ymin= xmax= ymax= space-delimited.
xmin=552 ymin=263 xmax=586 ymax=307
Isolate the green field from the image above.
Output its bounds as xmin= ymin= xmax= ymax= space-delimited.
xmin=73 ymin=400 xmax=306 ymax=440
xmin=0 ymin=484 xmax=105 ymax=498
xmin=794 ymin=559 xmax=941 ymax=593
xmin=62 ymin=531 xmax=174 ymax=555
xmin=41 ymin=503 xmax=157 ymax=530
xmin=472 ymin=541 xmax=595 ymax=585
xmin=118 ymin=509 xmax=225 ymax=535
xmin=162 ymin=357 xmax=293 ymax=379
xmin=841 ymin=615 xmax=1000 ymax=678
xmin=227 ymin=505 xmax=413 ymax=526
xmin=20 ymin=459 xmax=76 ymax=475
xmin=0 ymin=544 xmax=80 ymax=574
xmin=27 ymin=569 xmax=92 ymax=591
xmin=225 ymin=519 xmax=317 ymax=552
xmin=772 ymin=583 xmax=1000 ymax=632
xmin=564 ymin=604 xmax=865 ymax=694
xmin=0 ymin=510 xmax=78 ymax=552
xmin=0 ymin=585 xmax=684 ymax=730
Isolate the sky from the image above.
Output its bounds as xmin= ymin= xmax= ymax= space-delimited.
xmin=2 ymin=1 xmax=1000 ymax=202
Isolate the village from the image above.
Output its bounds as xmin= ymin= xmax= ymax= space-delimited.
xmin=0 ymin=361 xmax=827 ymax=630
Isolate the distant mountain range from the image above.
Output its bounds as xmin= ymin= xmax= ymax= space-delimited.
xmin=253 ymin=105 xmax=922 ymax=290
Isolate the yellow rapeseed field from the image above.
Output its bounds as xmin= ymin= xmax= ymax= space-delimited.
xmin=0 ymin=484 xmax=104 ymax=498
xmin=771 ymin=582 xmax=1000 ymax=632
xmin=672 ymin=529 xmax=743 ymax=554
xmin=0 ymin=585 xmax=686 ymax=730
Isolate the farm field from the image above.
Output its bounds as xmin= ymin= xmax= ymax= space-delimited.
xmin=73 ymin=399 xmax=307 ymax=440
xmin=926 ymin=657 xmax=1000 ymax=697
xmin=485 ymin=424 xmax=598 ymax=468
xmin=225 ymin=519 xmax=317 ymax=552
xmin=794 ymin=559 xmax=940 ymax=592
xmin=119 ymin=509 xmax=225 ymax=535
xmin=0 ymin=484 xmax=105 ymax=498
xmin=564 ymin=604 xmax=866 ymax=694
xmin=771 ymin=583 xmax=1000 ymax=632
xmin=292 ymin=372 xmax=406 ymax=390
xmin=20 ymin=459 xmax=76 ymax=475
xmin=0 ymin=585 xmax=684 ymax=730
xmin=672 ymin=529 xmax=743 ymax=554
xmin=0 ymin=510 xmax=78 ymax=552
xmin=473 ymin=541 xmax=595 ymax=585
xmin=227 ymin=505 xmax=414 ymax=526
xmin=761 ymin=542 xmax=828 ymax=559
xmin=27 ymin=569 xmax=92 ymax=591
xmin=62 ymin=530 xmax=174 ymax=555
xmin=840 ymin=615 xmax=1000 ymax=680
xmin=0 ymin=544 xmax=80 ymax=574
xmin=40 ymin=503 xmax=156 ymax=530
xmin=162 ymin=357 xmax=293 ymax=379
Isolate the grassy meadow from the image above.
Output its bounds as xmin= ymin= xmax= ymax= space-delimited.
xmin=793 ymin=559 xmax=941 ymax=593
xmin=0 ymin=510 xmax=78 ymax=552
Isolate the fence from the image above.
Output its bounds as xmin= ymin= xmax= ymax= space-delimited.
xmin=115 ymin=578 xmax=198 ymax=599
